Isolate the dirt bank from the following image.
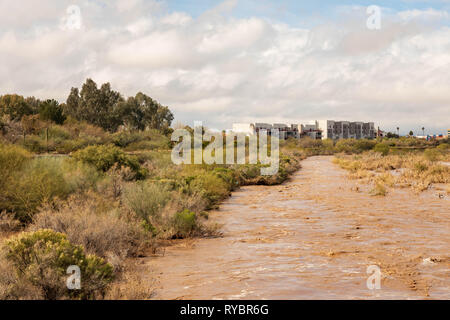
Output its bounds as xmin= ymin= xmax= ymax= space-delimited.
xmin=143 ymin=156 xmax=449 ymax=299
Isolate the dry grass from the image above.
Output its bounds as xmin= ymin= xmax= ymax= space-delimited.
xmin=334 ymin=150 xmax=450 ymax=193
xmin=105 ymin=263 xmax=154 ymax=300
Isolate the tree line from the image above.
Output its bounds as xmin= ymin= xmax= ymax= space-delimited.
xmin=0 ymin=79 xmax=174 ymax=132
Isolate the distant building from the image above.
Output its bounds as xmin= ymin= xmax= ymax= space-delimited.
xmin=299 ymin=121 xmax=322 ymax=140
xmin=317 ymin=120 xmax=375 ymax=140
xmin=427 ymin=134 xmax=447 ymax=141
xmin=232 ymin=123 xmax=255 ymax=135
xmin=231 ymin=120 xmax=377 ymax=140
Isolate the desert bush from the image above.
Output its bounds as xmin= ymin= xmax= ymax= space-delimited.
xmin=170 ymin=209 xmax=198 ymax=238
xmin=123 ymin=181 xmax=172 ymax=224
xmin=104 ymin=259 xmax=157 ymax=300
xmin=333 ymin=139 xmax=377 ymax=154
xmin=112 ymin=130 xmax=170 ymax=150
xmin=423 ymin=148 xmax=441 ymax=162
xmin=0 ymin=257 xmax=43 ymax=300
xmin=1 ymin=157 xmax=101 ymax=223
xmin=31 ymin=195 xmax=150 ymax=266
xmin=0 ymin=212 xmax=21 ymax=233
xmin=1 ymin=158 xmax=71 ymax=222
xmin=22 ymin=135 xmax=48 ymax=153
xmin=1 ymin=229 xmax=113 ymax=300
xmin=0 ymin=143 xmax=30 ymax=184
xmin=370 ymin=182 xmax=387 ymax=196
xmin=72 ymin=144 xmax=147 ymax=179
xmin=373 ymin=143 xmax=390 ymax=156
xmin=187 ymin=171 xmax=230 ymax=206
xmin=111 ymin=131 xmax=143 ymax=148
xmin=44 ymin=125 xmax=72 ymax=140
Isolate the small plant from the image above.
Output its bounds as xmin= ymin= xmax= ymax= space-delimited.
xmin=370 ymin=182 xmax=387 ymax=196
xmin=374 ymin=143 xmax=390 ymax=156
xmin=171 ymin=209 xmax=198 ymax=238
xmin=2 ymin=229 xmax=113 ymax=300
xmin=123 ymin=181 xmax=172 ymax=223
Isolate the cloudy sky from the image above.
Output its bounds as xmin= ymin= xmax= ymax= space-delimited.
xmin=1 ymin=0 xmax=449 ymax=134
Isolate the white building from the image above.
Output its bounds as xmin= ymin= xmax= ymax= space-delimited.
xmin=231 ymin=123 xmax=256 ymax=135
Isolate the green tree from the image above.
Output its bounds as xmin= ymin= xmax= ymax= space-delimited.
xmin=65 ymin=80 xmax=174 ymax=132
xmin=0 ymin=94 xmax=33 ymax=120
xmin=39 ymin=99 xmax=66 ymax=124
xmin=64 ymin=79 xmax=124 ymax=131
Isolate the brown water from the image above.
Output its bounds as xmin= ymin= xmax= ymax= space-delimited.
xmin=144 ymin=156 xmax=450 ymax=300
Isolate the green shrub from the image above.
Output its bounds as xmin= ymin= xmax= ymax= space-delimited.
xmin=22 ymin=135 xmax=47 ymax=153
xmin=123 ymin=181 xmax=172 ymax=223
xmin=72 ymin=144 xmax=147 ymax=179
xmin=1 ymin=158 xmax=100 ymax=223
xmin=43 ymin=126 xmax=72 ymax=140
xmin=336 ymin=139 xmax=376 ymax=154
xmin=355 ymin=139 xmax=377 ymax=152
xmin=3 ymin=229 xmax=113 ymax=300
xmin=0 ymin=143 xmax=30 ymax=185
xmin=374 ymin=143 xmax=390 ymax=156
xmin=112 ymin=130 xmax=170 ymax=150
xmin=213 ymin=167 xmax=239 ymax=191
xmin=188 ymin=171 xmax=230 ymax=206
xmin=111 ymin=131 xmax=142 ymax=148
xmin=171 ymin=209 xmax=197 ymax=238
xmin=1 ymin=158 xmax=70 ymax=222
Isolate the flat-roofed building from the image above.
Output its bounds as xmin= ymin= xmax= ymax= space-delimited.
xmin=300 ymin=121 xmax=322 ymax=140
xmin=318 ymin=120 xmax=375 ymax=140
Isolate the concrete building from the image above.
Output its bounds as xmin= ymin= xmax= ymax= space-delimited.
xmin=317 ymin=120 xmax=375 ymax=140
xmin=231 ymin=120 xmax=377 ymax=140
xmin=300 ymin=121 xmax=322 ymax=140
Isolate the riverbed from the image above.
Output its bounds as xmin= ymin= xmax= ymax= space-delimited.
xmin=144 ymin=156 xmax=449 ymax=299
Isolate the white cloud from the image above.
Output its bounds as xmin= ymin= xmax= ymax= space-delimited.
xmin=0 ymin=0 xmax=449 ymax=134
xmin=398 ymin=8 xmax=449 ymax=21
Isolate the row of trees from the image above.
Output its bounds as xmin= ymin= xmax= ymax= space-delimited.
xmin=0 ymin=79 xmax=174 ymax=132
xmin=0 ymin=95 xmax=65 ymax=124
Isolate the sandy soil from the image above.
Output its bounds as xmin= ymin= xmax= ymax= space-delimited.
xmin=142 ymin=156 xmax=449 ymax=300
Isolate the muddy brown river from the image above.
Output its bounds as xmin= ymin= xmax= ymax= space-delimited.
xmin=144 ymin=156 xmax=449 ymax=299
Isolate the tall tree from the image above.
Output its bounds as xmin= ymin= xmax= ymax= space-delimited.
xmin=39 ymin=99 xmax=66 ymax=124
xmin=64 ymin=79 xmax=174 ymax=132
xmin=64 ymin=79 xmax=124 ymax=131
